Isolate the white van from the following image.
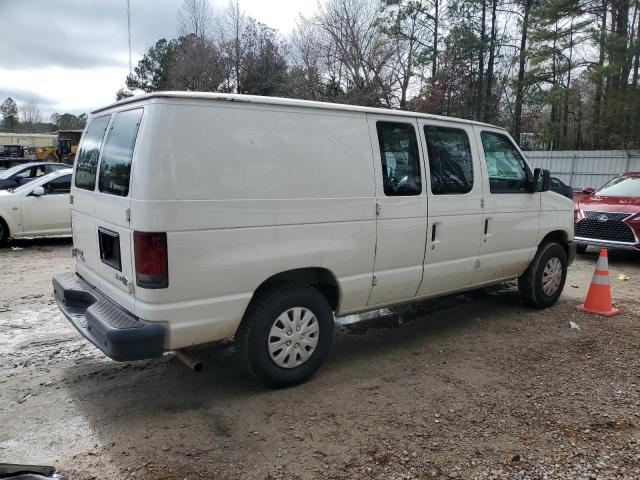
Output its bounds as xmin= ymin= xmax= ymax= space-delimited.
xmin=53 ymin=92 xmax=576 ymax=386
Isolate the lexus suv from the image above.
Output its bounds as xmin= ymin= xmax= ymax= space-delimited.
xmin=575 ymin=173 xmax=640 ymax=253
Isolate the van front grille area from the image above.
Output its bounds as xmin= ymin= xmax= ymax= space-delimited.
xmin=576 ymin=211 xmax=636 ymax=243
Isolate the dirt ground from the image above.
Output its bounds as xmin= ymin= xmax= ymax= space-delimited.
xmin=1 ymin=238 xmax=639 ymax=480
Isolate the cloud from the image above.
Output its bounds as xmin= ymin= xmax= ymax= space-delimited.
xmin=0 ymin=0 xmax=181 ymax=70
xmin=0 ymin=0 xmax=316 ymax=116
xmin=0 ymin=87 xmax=57 ymax=106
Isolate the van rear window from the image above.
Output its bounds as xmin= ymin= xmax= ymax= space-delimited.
xmin=98 ymin=108 xmax=143 ymax=197
xmin=74 ymin=115 xmax=110 ymax=190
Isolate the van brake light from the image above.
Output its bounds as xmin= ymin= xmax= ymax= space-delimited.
xmin=134 ymin=232 xmax=168 ymax=289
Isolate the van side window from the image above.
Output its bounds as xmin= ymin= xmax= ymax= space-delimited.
xmin=480 ymin=131 xmax=530 ymax=193
xmin=424 ymin=126 xmax=473 ymax=195
xmin=74 ymin=115 xmax=111 ymax=191
xmin=376 ymin=122 xmax=422 ymax=196
xmin=98 ymin=108 xmax=143 ymax=197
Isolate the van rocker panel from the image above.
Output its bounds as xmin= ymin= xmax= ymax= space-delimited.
xmin=52 ymin=272 xmax=166 ymax=361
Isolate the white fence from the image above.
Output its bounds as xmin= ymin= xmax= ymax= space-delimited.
xmin=523 ymin=150 xmax=640 ymax=190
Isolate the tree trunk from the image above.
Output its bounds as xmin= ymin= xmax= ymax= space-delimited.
xmin=593 ymin=0 xmax=608 ymax=149
xmin=477 ymin=0 xmax=487 ymax=120
xmin=634 ymin=1 xmax=640 ymax=87
xmin=513 ymin=0 xmax=532 ymax=144
xmin=432 ymin=0 xmax=439 ymax=80
xmin=606 ymin=0 xmax=630 ymax=145
xmin=562 ymin=26 xmax=574 ymax=149
xmin=484 ymin=0 xmax=498 ymax=122
xmin=551 ymin=20 xmax=560 ymax=149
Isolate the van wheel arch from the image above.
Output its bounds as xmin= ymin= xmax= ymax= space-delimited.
xmin=540 ymin=230 xmax=569 ymax=256
xmin=244 ymin=267 xmax=341 ymax=316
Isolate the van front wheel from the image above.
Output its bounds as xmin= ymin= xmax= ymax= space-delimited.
xmin=235 ymin=284 xmax=334 ymax=387
xmin=518 ymin=242 xmax=568 ymax=309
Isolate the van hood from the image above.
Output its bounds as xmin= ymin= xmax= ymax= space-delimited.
xmin=577 ymin=194 xmax=640 ymax=214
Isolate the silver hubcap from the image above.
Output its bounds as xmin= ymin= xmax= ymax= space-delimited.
xmin=268 ymin=307 xmax=319 ymax=369
xmin=542 ymin=257 xmax=563 ymax=296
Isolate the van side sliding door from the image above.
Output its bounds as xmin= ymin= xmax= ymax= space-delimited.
xmin=366 ymin=116 xmax=428 ymax=306
xmin=416 ymin=120 xmax=484 ymax=296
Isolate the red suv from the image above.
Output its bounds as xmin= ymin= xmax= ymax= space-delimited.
xmin=575 ymin=172 xmax=640 ymax=252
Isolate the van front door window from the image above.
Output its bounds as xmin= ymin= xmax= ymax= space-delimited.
xmin=480 ymin=131 xmax=530 ymax=193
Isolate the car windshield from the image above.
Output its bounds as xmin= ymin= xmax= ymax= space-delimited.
xmin=596 ymin=175 xmax=640 ymax=197
xmin=0 ymin=164 xmax=30 ymax=179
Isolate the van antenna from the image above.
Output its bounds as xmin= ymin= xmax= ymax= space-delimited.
xmin=127 ymin=0 xmax=132 ymax=75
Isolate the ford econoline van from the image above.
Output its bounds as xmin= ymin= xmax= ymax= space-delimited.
xmin=53 ymin=92 xmax=576 ymax=387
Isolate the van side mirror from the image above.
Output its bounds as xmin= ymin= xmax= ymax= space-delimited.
xmin=582 ymin=187 xmax=595 ymax=195
xmin=533 ymin=168 xmax=551 ymax=192
xmin=32 ymin=186 xmax=45 ymax=196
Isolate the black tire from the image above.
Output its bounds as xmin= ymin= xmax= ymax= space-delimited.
xmin=576 ymin=244 xmax=588 ymax=254
xmin=0 ymin=218 xmax=9 ymax=246
xmin=518 ymin=242 xmax=568 ymax=309
xmin=235 ymin=284 xmax=334 ymax=388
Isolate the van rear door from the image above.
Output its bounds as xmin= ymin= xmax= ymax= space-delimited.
xmin=72 ymin=108 xmax=143 ymax=313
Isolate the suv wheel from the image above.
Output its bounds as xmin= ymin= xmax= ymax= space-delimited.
xmin=519 ymin=242 xmax=568 ymax=309
xmin=235 ymin=284 xmax=334 ymax=387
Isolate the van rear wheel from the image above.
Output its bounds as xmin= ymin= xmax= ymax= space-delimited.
xmin=235 ymin=284 xmax=334 ymax=388
xmin=518 ymin=242 xmax=568 ymax=309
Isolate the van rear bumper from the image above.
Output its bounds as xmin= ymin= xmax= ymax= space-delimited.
xmin=52 ymin=272 xmax=166 ymax=361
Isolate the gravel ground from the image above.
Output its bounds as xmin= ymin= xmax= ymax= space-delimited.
xmin=0 ymin=237 xmax=639 ymax=480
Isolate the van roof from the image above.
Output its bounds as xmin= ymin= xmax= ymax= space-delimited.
xmin=92 ymin=91 xmax=502 ymax=129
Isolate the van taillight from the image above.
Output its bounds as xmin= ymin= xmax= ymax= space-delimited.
xmin=134 ymin=232 xmax=168 ymax=289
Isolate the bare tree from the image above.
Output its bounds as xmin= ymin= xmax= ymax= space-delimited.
xmin=177 ymin=0 xmax=214 ymax=38
xmin=288 ymin=18 xmax=326 ymax=100
xmin=315 ymin=0 xmax=396 ymax=106
xmin=218 ymin=0 xmax=250 ymax=93
xmin=20 ymin=98 xmax=42 ymax=125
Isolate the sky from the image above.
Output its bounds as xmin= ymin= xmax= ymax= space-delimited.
xmin=0 ymin=0 xmax=316 ymax=121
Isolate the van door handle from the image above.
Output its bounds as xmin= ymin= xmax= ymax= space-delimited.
xmin=484 ymin=219 xmax=489 ymax=235
xmin=431 ymin=224 xmax=437 ymax=242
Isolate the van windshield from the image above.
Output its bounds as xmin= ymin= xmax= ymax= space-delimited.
xmin=98 ymin=108 xmax=143 ymax=197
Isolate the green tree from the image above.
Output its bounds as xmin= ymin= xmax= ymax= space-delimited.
xmin=377 ymin=0 xmax=439 ymax=108
xmin=238 ymin=23 xmax=289 ymax=96
xmin=528 ymin=0 xmax=591 ymax=148
xmin=126 ymin=38 xmax=177 ymax=92
xmin=1 ymin=97 xmax=19 ymax=131
xmin=50 ymin=113 xmax=87 ymax=130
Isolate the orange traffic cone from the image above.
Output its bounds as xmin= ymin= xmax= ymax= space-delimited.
xmin=576 ymin=248 xmax=620 ymax=317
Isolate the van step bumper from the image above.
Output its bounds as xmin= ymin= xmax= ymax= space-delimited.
xmin=52 ymin=272 xmax=166 ymax=361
